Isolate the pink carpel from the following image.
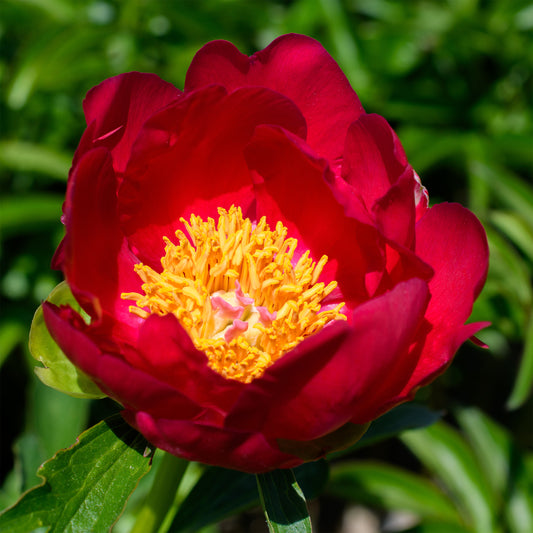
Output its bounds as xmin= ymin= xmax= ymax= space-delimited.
xmin=211 ymin=295 xmax=243 ymax=320
xmin=224 ymin=319 xmax=249 ymax=343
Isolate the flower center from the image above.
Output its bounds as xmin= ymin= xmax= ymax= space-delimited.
xmin=121 ymin=206 xmax=346 ymax=383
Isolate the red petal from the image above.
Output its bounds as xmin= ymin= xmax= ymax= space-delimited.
xmin=245 ymin=124 xmax=383 ymax=305
xmin=185 ymin=34 xmax=364 ymax=164
xmin=377 ymin=242 xmax=434 ymax=297
xmin=134 ymin=314 xmax=245 ymax=415
xmin=126 ymin=412 xmax=301 ymax=473
xmin=227 ymin=279 xmax=429 ymax=440
xmin=78 ymin=72 xmax=181 ymax=172
xmin=342 ymin=114 xmax=409 ymax=212
xmin=373 ymin=171 xmax=416 ymax=249
xmin=119 ymin=85 xmax=306 ymax=268
xmin=416 ymin=203 xmax=489 ymax=325
xmin=396 ymin=203 xmax=489 ymax=393
xmin=43 ymin=303 xmax=203 ymax=420
xmin=62 ymin=148 xmax=139 ymax=323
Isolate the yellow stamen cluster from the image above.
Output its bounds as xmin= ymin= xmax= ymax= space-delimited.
xmin=122 ymin=206 xmax=346 ymax=383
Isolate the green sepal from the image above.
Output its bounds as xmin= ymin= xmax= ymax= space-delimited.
xmin=0 ymin=415 xmax=154 ymax=533
xmin=29 ymin=281 xmax=106 ymax=399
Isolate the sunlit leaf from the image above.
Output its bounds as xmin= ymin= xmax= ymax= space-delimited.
xmin=456 ymin=408 xmax=533 ymax=533
xmin=405 ymin=523 xmax=472 ymax=533
xmin=456 ymin=408 xmax=511 ymax=496
xmin=491 ymin=211 xmax=533 ymax=263
xmin=328 ymin=461 xmax=460 ymax=524
xmin=9 ymin=0 xmax=77 ymax=22
xmin=0 ymin=321 xmax=25 ymax=369
xmin=14 ymin=380 xmax=92 ymax=494
xmin=401 ymin=422 xmax=496 ymax=533
xmin=0 ymin=470 xmax=21 ymax=512
xmin=0 ymin=141 xmax=70 ymax=180
xmin=471 ymin=161 xmax=533 ymax=230
xmin=400 ymin=128 xmax=467 ymax=173
xmin=507 ymin=311 xmax=533 ymax=409
xmin=0 ymin=195 xmax=63 ymax=238
xmin=0 ymin=415 xmax=153 ymax=533
xmin=485 ymin=226 xmax=532 ymax=310
xmin=317 ymin=0 xmax=370 ymax=95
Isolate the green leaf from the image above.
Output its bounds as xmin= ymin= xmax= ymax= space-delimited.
xmin=359 ymin=404 xmax=443 ymax=447
xmin=457 ymin=408 xmax=533 ymax=533
xmin=492 ymin=134 xmax=533 ymax=169
xmin=29 ymin=281 xmax=106 ymax=399
xmin=14 ymin=380 xmax=92 ymax=493
xmin=456 ymin=408 xmax=512 ymax=497
xmin=0 ymin=470 xmax=21 ymax=512
xmin=328 ymin=461 xmax=461 ymax=524
xmin=401 ymin=422 xmax=496 ymax=533
xmin=317 ymin=0 xmax=370 ymax=96
xmin=400 ymin=128 xmax=467 ymax=173
xmin=490 ymin=210 xmax=533 ymax=264
xmin=6 ymin=0 xmax=77 ymax=22
xmin=0 ymin=195 xmax=64 ymax=238
xmin=470 ymin=160 xmax=533 ymax=230
xmin=405 ymin=522 xmax=472 ymax=533
xmin=31 ymin=380 xmax=92 ymax=471
xmin=0 ymin=141 xmax=70 ymax=181
xmin=507 ymin=311 xmax=533 ymax=409
xmin=5 ymin=26 xmax=109 ymax=108
xmin=256 ymin=469 xmax=312 ymax=533
xmin=0 ymin=321 xmax=25 ymax=369
xmin=505 ymin=469 xmax=533 ymax=533
xmin=168 ymin=460 xmax=328 ymax=533
xmin=0 ymin=415 xmax=154 ymax=533
xmin=329 ymin=403 xmax=442 ymax=459
xmin=485 ymin=226 xmax=532 ymax=310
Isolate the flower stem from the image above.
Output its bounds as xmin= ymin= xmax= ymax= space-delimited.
xmin=131 ymin=451 xmax=189 ymax=533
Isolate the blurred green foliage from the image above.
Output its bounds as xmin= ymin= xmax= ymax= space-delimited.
xmin=1 ymin=0 xmax=532 ymax=531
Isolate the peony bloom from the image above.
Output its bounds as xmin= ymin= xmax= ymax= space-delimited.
xmin=43 ymin=34 xmax=489 ymax=473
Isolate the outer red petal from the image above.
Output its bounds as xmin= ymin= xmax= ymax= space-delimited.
xmin=185 ymin=34 xmax=364 ymax=166
xmin=398 ymin=203 xmax=489 ymax=393
xmin=119 ymin=85 xmax=306 ymax=268
xmin=62 ymin=147 xmax=139 ymax=324
xmin=245 ymin=124 xmax=383 ymax=306
xmin=133 ymin=314 xmax=245 ymax=416
xmin=77 ymin=72 xmax=181 ymax=172
xmin=342 ymin=114 xmax=409 ymax=212
xmin=126 ymin=412 xmax=301 ymax=473
xmin=43 ymin=303 xmax=203 ymax=421
xmin=373 ymin=171 xmax=416 ymax=249
xmin=417 ymin=203 xmax=488 ymax=315
xmin=226 ymin=279 xmax=429 ymax=440
xmin=377 ymin=242 xmax=434 ymax=298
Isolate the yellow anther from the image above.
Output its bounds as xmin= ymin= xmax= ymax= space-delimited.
xmin=121 ymin=206 xmax=346 ymax=383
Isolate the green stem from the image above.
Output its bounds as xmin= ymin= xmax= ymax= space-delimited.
xmin=131 ymin=452 xmax=189 ymax=533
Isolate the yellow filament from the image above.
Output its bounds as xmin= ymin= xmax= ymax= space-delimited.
xmin=122 ymin=206 xmax=346 ymax=383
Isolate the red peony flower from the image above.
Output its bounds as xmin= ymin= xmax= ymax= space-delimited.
xmin=43 ymin=34 xmax=489 ymax=473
